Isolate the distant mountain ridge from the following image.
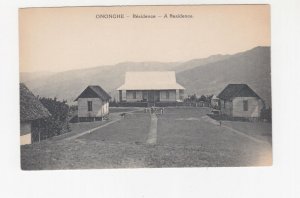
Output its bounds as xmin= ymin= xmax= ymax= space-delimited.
xmin=20 ymin=46 xmax=271 ymax=106
xmin=177 ymin=46 xmax=271 ymax=106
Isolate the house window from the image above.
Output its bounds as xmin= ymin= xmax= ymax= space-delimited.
xmin=88 ymin=101 xmax=93 ymax=111
xmin=142 ymin=91 xmax=148 ymax=101
xmin=243 ymin=100 xmax=248 ymax=111
xmin=132 ymin=91 xmax=136 ymax=99
xmin=166 ymin=91 xmax=169 ymax=99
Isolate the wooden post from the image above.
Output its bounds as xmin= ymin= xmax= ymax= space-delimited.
xmin=38 ymin=120 xmax=40 ymax=142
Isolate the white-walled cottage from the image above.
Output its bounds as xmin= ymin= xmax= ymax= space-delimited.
xmin=75 ymin=85 xmax=111 ymax=122
xmin=117 ymin=71 xmax=185 ymax=104
xmin=210 ymin=94 xmax=219 ymax=109
xmin=20 ymin=83 xmax=51 ymax=145
xmin=217 ymin=84 xmax=264 ymax=119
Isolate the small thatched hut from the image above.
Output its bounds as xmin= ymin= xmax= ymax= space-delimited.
xmin=20 ymin=83 xmax=51 ymax=145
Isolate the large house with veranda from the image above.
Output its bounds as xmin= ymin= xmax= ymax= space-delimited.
xmin=217 ymin=84 xmax=265 ymax=119
xmin=75 ymin=85 xmax=111 ymax=122
xmin=117 ymin=71 xmax=185 ymax=105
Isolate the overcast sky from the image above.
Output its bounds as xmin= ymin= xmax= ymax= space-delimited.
xmin=19 ymin=5 xmax=270 ymax=73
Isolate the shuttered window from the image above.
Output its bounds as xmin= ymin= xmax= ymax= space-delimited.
xmin=243 ymin=100 xmax=248 ymax=111
xmin=132 ymin=91 xmax=136 ymax=99
xmin=166 ymin=91 xmax=169 ymax=99
xmin=142 ymin=91 xmax=148 ymax=101
xmin=88 ymin=101 xmax=93 ymax=111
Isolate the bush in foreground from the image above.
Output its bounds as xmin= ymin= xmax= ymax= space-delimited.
xmin=32 ymin=97 xmax=70 ymax=141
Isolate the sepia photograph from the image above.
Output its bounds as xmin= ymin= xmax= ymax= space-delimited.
xmin=19 ymin=5 xmax=272 ymax=170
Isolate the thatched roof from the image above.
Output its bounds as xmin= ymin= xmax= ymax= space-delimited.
xmin=217 ymin=84 xmax=261 ymax=100
xmin=20 ymin=83 xmax=51 ymax=122
xmin=75 ymin=85 xmax=111 ymax=101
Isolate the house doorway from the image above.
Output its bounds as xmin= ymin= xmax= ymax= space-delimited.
xmin=148 ymin=91 xmax=160 ymax=103
xmin=148 ymin=91 xmax=154 ymax=102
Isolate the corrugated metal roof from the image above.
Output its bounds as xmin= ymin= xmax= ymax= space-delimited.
xmin=117 ymin=71 xmax=185 ymax=90
xmin=75 ymin=85 xmax=111 ymax=101
xmin=20 ymin=83 xmax=51 ymax=122
xmin=217 ymin=84 xmax=260 ymax=100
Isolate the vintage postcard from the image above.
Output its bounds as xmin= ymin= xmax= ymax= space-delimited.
xmin=19 ymin=5 xmax=271 ymax=170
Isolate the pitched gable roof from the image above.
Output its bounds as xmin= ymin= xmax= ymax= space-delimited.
xmin=117 ymin=71 xmax=185 ymax=90
xmin=217 ymin=84 xmax=260 ymax=100
xmin=20 ymin=83 xmax=51 ymax=122
xmin=75 ymin=85 xmax=111 ymax=101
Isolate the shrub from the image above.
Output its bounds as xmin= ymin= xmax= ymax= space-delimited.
xmin=261 ymin=107 xmax=272 ymax=122
xmin=32 ymin=97 xmax=70 ymax=141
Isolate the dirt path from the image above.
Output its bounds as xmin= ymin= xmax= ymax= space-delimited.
xmin=146 ymin=113 xmax=158 ymax=144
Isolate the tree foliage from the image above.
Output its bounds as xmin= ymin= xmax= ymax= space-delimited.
xmin=32 ymin=97 xmax=70 ymax=141
xmin=110 ymin=97 xmax=118 ymax=107
xmin=184 ymin=94 xmax=213 ymax=103
xmin=261 ymin=107 xmax=272 ymax=122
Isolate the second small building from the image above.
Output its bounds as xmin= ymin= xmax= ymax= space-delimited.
xmin=217 ymin=84 xmax=264 ymax=119
xmin=75 ymin=85 xmax=111 ymax=122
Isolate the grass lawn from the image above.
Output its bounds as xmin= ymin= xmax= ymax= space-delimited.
xmin=21 ymin=107 xmax=272 ymax=169
xmin=48 ymin=108 xmax=142 ymax=141
xmin=157 ymin=108 xmax=272 ymax=166
xmin=21 ymin=140 xmax=225 ymax=170
xmin=79 ymin=113 xmax=150 ymax=144
xmin=109 ymin=107 xmax=141 ymax=113
xmin=222 ymin=121 xmax=272 ymax=144
xmin=48 ymin=120 xmax=110 ymax=141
